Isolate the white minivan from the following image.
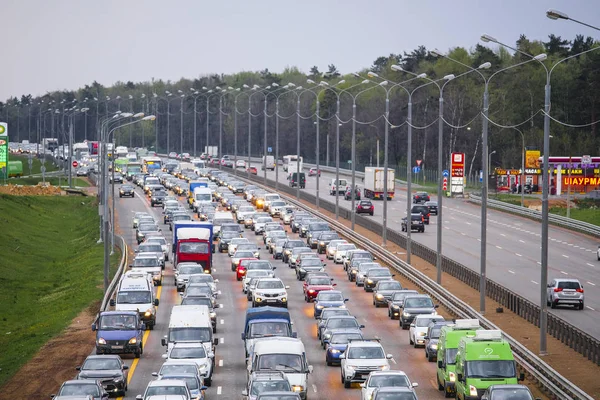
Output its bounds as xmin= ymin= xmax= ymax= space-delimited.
xmin=111 ymin=274 xmax=159 ymax=329
xmin=161 ymin=305 xmax=219 ymax=361
xmin=329 ymin=178 xmax=348 ymax=195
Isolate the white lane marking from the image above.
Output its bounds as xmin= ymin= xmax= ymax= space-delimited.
xmin=312 ymin=384 xmax=318 ymax=393
xmin=561 ymin=271 xmax=568 ymax=275
xmin=219 ymin=359 xmax=224 ymax=367
xmin=477 ymin=238 xmax=481 ymax=242
xmin=220 ymin=337 xmax=224 ymax=344
xmin=461 ymin=232 xmax=466 ymax=236
xmin=495 ymin=246 xmax=502 ymax=249
xmin=390 ymin=358 xmax=397 ymax=365
xmin=220 ymin=319 xmax=224 ymax=325
xmin=531 ymin=280 xmax=539 ymax=285
xmin=466 ymin=222 xmax=471 ymax=225
xmin=500 ymin=233 xmax=506 ymax=237
xmin=508 ymin=270 xmax=516 ymax=274
xmin=515 ymin=254 xmax=522 ymax=257
xmin=586 ymin=306 xmax=595 ymax=311
xmin=519 ymin=240 xmax=525 ymax=243
xmin=587 ymin=263 xmax=595 ymax=267
xmin=217 ymin=386 xmax=222 ymax=395
xmin=568 ymin=243 xmax=573 ymax=246
xmin=587 ymin=282 xmax=596 ymax=286
xmin=444 ymin=226 xmax=450 ymax=230
xmin=537 ymin=262 xmax=541 ymax=265
xmin=562 ymin=254 xmax=569 ymax=258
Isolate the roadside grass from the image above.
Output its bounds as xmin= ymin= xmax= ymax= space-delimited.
xmin=0 ymin=195 xmax=118 ymax=387
xmin=8 ymin=177 xmax=90 ymax=187
xmin=9 ymin=154 xmax=59 ymax=175
xmin=550 ymin=207 xmax=600 ymax=226
xmin=490 ymin=193 xmax=538 ymax=205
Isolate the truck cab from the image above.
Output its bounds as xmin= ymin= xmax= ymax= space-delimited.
xmin=242 ymin=307 xmax=296 ymax=357
xmin=92 ymin=311 xmax=145 ymax=358
xmin=173 ymin=222 xmax=214 ymax=273
xmin=110 ymin=275 xmax=159 ymax=329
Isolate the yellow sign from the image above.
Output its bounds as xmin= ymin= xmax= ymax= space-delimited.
xmin=526 ymin=150 xmax=540 ymax=168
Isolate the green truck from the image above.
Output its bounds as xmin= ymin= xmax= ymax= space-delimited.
xmin=8 ymin=160 xmax=23 ymax=177
xmin=454 ymin=330 xmax=524 ymax=400
xmin=437 ymin=319 xmax=482 ymax=397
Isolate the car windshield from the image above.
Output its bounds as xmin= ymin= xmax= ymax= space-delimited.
xmin=258 ymin=217 xmax=273 ymax=223
xmin=368 ymin=374 xmax=410 ymax=388
xmin=360 ymin=201 xmax=371 ymax=206
xmin=99 ymin=315 xmax=137 ymax=330
xmin=139 ymin=244 xmax=163 ymax=253
xmin=429 ymin=328 xmax=442 ymax=338
xmin=271 ymin=201 xmax=286 ymax=207
xmin=257 ymin=280 xmax=284 ymax=289
xmin=392 ymin=292 xmax=418 ymax=301
xmin=221 ymin=231 xmax=238 ymax=239
xmin=286 ymin=241 xmax=305 ymax=248
xmin=59 ymin=383 xmax=100 ymax=396
xmin=328 ymin=319 xmax=359 ymax=329
xmin=353 ymin=252 xmax=372 ymax=260
xmin=138 ymin=224 xmax=158 ymax=232
xmin=359 ymin=264 xmax=380 ymax=272
xmin=240 ymin=206 xmax=255 ymax=212
xmin=318 ymin=292 xmax=344 ymax=301
xmin=159 ymin=364 xmax=198 ymax=376
xmin=379 ymin=282 xmax=401 ymax=290
xmin=258 ymin=396 xmax=300 ymax=400
xmin=248 ymin=262 xmax=272 ymax=270
xmin=309 ymin=223 xmax=329 ymax=231
xmin=246 ymin=270 xmax=270 ymax=278
xmin=330 ymin=332 xmax=362 ymax=344
xmin=466 ymin=360 xmax=517 ymax=379
xmin=370 ymin=269 xmax=391 ymax=277
xmin=185 ymin=286 xmax=211 ymax=297
xmin=404 ymin=298 xmax=434 ymax=308
xmin=179 ymin=266 xmax=206 ymax=275
xmin=375 ymin=393 xmax=416 ymax=400
xmin=181 ymin=297 xmax=212 ymax=306
xmin=347 ymin=346 xmax=385 ymax=359
xmin=258 ymin=354 xmax=304 ymax=372
xmin=321 ymin=310 xmax=350 ymax=319
xmin=237 ymin=244 xmax=258 ymax=251
xmin=416 ymin=317 xmax=441 ymax=327
xmin=309 ymin=278 xmax=331 ymax=285
xmin=337 ymin=244 xmax=356 ymax=251
xmin=172 ymin=214 xmax=191 ymax=221
xmin=117 ymin=291 xmax=152 ymax=304
xmin=302 ymin=259 xmax=322 ymax=267
xmin=170 ymin=346 xmax=207 ymax=359
xmin=179 ymin=242 xmax=209 ymax=254
xmin=235 ymin=251 xmax=255 ymax=259
xmin=249 ymin=322 xmax=290 ymax=337
xmin=293 ymin=248 xmax=312 ymax=255
xmin=146 ymin=386 xmax=188 ymax=396
xmin=147 ymin=238 xmax=167 ymax=246
xmin=188 ymin=274 xmax=214 ymax=283
xmin=169 ymin=327 xmax=212 ymax=342
xmin=446 ymin=348 xmax=459 ymax=365
xmin=82 ymin=358 xmax=121 ymax=370
xmin=557 ymin=281 xmax=581 ymax=290
xmin=251 ymin=380 xmax=291 ymax=395
xmin=486 ymin=388 xmax=534 ymax=400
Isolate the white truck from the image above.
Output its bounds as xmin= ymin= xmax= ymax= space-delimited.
xmin=115 ymin=146 xmax=128 ymax=158
xmin=363 ymin=167 xmax=395 ymax=200
xmin=261 ymin=155 xmax=275 ymax=171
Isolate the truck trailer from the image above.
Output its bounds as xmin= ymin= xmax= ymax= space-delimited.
xmin=363 ymin=167 xmax=395 ymax=200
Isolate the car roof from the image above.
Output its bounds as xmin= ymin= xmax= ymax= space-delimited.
xmin=147 ymin=379 xmax=187 ymax=387
xmin=171 ymin=342 xmax=206 ymax=349
xmin=368 ymin=370 xmax=409 ymax=377
xmin=85 ymin=354 xmax=121 ymax=361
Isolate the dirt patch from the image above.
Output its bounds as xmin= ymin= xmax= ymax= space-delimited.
xmin=0 ymin=183 xmax=62 ymax=196
xmin=296 ymin=198 xmax=599 ymax=399
xmin=0 ymin=301 xmax=100 ymax=398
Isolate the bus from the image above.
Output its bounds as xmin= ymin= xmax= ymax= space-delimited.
xmin=142 ymin=156 xmax=162 ymax=174
xmin=282 ymin=155 xmax=303 ymax=172
xmin=125 ymin=161 xmax=142 ymax=180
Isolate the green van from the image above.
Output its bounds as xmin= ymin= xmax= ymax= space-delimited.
xmin=436 ymin=319 xmax=481 ymax=398
xmin=454 ymin=330 xmax=524 ymax=400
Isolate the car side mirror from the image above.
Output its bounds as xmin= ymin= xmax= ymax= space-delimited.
xmin=242 ymin=389 xmax=249 ymax=396
xmin=518 ymin=372 xmax=525 ymax=381
xmin=438 ymin=360 xmax=443 ymax=368
xmin=136 ymin=395 xmax=143 ymax=400
xmin=128 ymin=265 xmax=133 ymax=269
xmin=344 ymin=299 xmax=349 ymax=302
xmin=359 ymin=324 xmax=365 ymax=329
xmin=109 ymin=299 xmax=116 ymax=307
xmin=214 ymin=338 xmax=219 ymax=346
xmin=391 ymin=274 xmax=396 ymax=277
xmin=215 ymin=279 xmax=219 ymax=283
xmin=285 ymin=286 xmax=290 ymax=289
xmin=338 ymin=354 xmax=345 ymax=359
xmin=75 ymin=366 xmax=81 ymax=371
xmin=151 ymin=372 xmax=157 ymax=377
xmin=273 ymin=266 xmax=277 ymax=270
xmin=308 ymin=365 xmax=314 ymax=373
xmin=91 ymin=324 xmax=97 ymax=331
xmin=547 ymin=284 xmax=552 ymax=288
xmin=161 ymin=338 xmax=167 ymax=347
xmin=457 ymin=373 xmax=463 ymax=382
xmin=217 ymin=290 xmax=222 ymax=295
xmin=332 ymin=283 xmax=337 ymax=286
xmin=292 ymin=332 xmax=298 ymax=338
xmin=359 ymin=383 xmax=365 ymax=388
xmin=122 ymin=365 xmax=129 ymax=370
xmin=434 ymin=304 xmax=440 ymax=308
xmin=424 ymin=336 xmax=429 ymax=340
xmin=412 ymin=382 xmax=419 ymax=387
xmin=386 ymin=354 xmax=393 ymax=359
xmin=323 ymin=263 xmax=327 ymax=267
xmin=241 ymin=333 xmax=246 ymax=340
xmin=154 ymin=299 xmax=160 ymax=306
xmin=134 ymin=249 xmax=139 ymax=253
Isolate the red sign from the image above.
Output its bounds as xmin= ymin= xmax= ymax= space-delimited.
xmin=416 ymin=159 xmax=422 ymax=167
xmin=451 ymin=152 xmax=465 ymax=178
xmin=72 ymin=160 xmax=79 ymax=168
xmin=442 ymin=177 xmax=448 ymax=191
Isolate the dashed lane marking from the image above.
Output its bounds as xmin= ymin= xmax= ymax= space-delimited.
xmin=508 ymin=270 xmax=516 ymax=274
xmin=562 ymin=254 xmax=569 ymax=258
xmin=587 ymin=282 xmax=596 ymax=286
xmin=220 ymin=319 xmax=224 ymax=325
xmin=219 ymin=359 xmax=224 ymax=367
xmin=531 ymin=280 xmax=539 ymax=285
xmin=217 ymin=386 xmax=222 ymax=395
xmin=496 ymin=246 xmax=502 ymax=249
xmin=515 ymin=254 xmax=522 ymax=257
xmin=561 ymin=271 xmax=568 ymax=275
xmin=586 ymin=306 xmax=595 ymax=311
xmin=587 ymin=263 xmax=595 ymax=267
xmin=312 ymin=384 xmax=318 ymax=393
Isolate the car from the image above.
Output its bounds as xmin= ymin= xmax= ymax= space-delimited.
xmin=308 ymin=167 xmax=321 ymax=177
xmin=145 ymin=235 xmax=169 ymax=261
xmin=242 ymin=270 xmax=273 ymax=294
xmin=340 ymin=339 xmax=393 ymax=388
xmin=52 ymin=379 xmax=109 ymax=400
xmin=325 ymin=330 xmax=364 ymax=366
xmin=77 ymin=167 xmax=90 ymax=177
xmin=109 ymin=173 xmax=123 ymax=183
xmin=411 ymin=204 xmax=430 ymax=224
xmin=228 ymin=237 xmax=251 ymax=256
xmin=132 ymin=212 xmax=150 ymax=229
xmin=252 ymin=278 xmax=289 ymax=308
xmin=481 ymin=384 xmax=540 ymax=400
xmin=597 ymin=245 xmax=600 ymax=261
xmin=137 ymin=242 xmax=165 ymax=268
xmin=344 ymin=250 xmax=373 ymax=271
xmin=219 ymin=230 xmax=240 ymax=252
xmin=371 ymin=387 xmax=418 ymax=400
xmin=288 ymin=247 xmax=313 ymax=268
xmin=247 ymin=166 xmax=258 ymax=175
xmin=135 ymin=378 xmax=192 ymax=400
xmin=303 ymin=275 xmax=336 ymax=302
xmin=282 ymin=240 xmax=308 ymax=263
xmin=399 ymin=294 xmax=439 ymax=329
xmin=333 ymin=243 xmax=357 ymax=264
xmin=75 ymin=355 xmax=129 ymax=396
xmin=372 ymin=280 xmax=403 ymax=307
xmin=401 ymin=213 xmax=425 ymax=233
xmin=289 ymin=172 xmax=306 ymax=188
xmin=272 ymin=239 xmax=287 ymax=260
xmin=408 ymin=314 xmax=444 ymax=347
xmin=161 ymin=342 xmax=214 ymax=386
xmin=153 ymin=359 xmax=203 ymax=380
xmin=412 ymin=191 xmax=430 ymax=204
xmin=242 ymin=371 xmax=292 ymax=400
xmin=156 ymin=374 xmax=206 ymax=400
xmin=256 ymin=393 xmax=301 ymax=400
xmin=356 ymin=200 xmax=374 ymax=215
xmin=354 ymin=262 xmax=383 ymax=286
xmin=313 ymin=290 xmax=348 ymax=318
xmin=547 ymin=278 xmax=585 ymax=309
xmin=119 ymin=184 xmax=135 ymax=197
xmin=425 ymin=200 xmax=438 ymax=215
xmin=424 ymin=320 xmax=454 ymax=362
xmin=363 ymin=268 xmax=395 ymax=292
xmin=296 ymin=257 xmax=326 ymax=281
xmin=387 ymin=290 xmax=419 ymax=320
xmin=169 ymin=152 xmax=178 ymax=159
xmin=344 ymin=185 xmax=361 ymax=200
xmin=360 ymin=370 xmax=418 ymax=400
xmin=320 ymin=315 xmax=364 ymax=345
xmin=174 ymin=263 xmax=206 ymax=291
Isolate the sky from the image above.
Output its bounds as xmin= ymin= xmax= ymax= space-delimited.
xmin=2 ymin=0 xmax=599 ymax=101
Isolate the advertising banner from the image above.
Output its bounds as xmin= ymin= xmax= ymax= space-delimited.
xmin=450 ymin=152 xmax=465 ymax=194
xmin=526 ymin=150 xmax=540 ymax=168
xmin=0 ymin=122 xmax=8 ymax=175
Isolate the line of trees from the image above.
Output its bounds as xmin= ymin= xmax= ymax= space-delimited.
xmin=1 ymin=33 xmax=598 ymax=177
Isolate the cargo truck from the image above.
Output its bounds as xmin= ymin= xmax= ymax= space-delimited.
xmin=172 ymin=221 xmax=215 ymax=272
xmin=188 ymin=180 xmax=209 ymax=208
xmin=261 ymin=155 xmax=275 ymax=171
xmin=8 ymin=161 xmax=23 ymax=177
xmin=363 ymin=167 xmax=395 ymax=200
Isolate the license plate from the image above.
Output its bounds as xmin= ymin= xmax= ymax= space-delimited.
xmin=112 ymin=345 xmax=124 ymax=350
xmin=266 ymin=299 xmax=277 ymax=303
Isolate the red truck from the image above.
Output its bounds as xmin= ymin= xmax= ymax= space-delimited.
xmin=172 ymin=222 xmax=214 ymax=273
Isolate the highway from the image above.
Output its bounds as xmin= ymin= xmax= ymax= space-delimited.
xmin=230 ymin=164 xmax=600 ymax=339
xmin=112 ymin=177 xmax=461 ymax=399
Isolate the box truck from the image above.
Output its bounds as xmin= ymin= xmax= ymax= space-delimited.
xmin=363 ymin=167 xmax=395 ymax=200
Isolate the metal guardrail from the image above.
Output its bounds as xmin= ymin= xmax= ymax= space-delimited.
xmin=100 ymin=235 xmax=128 ymax=312
xmin=469 ymin=193 xmax=600 ymax=238
xmin=240 ymin=173 xmax=594 ymax=400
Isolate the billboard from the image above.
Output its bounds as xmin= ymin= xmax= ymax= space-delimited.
xmin=450 ymin=152 xmax=465 ymax=194
xmin=0 ymin=122 xmax=8 ymax=175
xmin=526 ymin=150 xmax=541 ymax=168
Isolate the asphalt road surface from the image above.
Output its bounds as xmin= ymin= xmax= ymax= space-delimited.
xmin=227 ymin=164 xmax=600 ymax=340
xmin=112 ymin=180 xmax=457 ymax=399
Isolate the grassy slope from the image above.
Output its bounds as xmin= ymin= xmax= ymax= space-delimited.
xmin=10 ymin=154 xmax=59 ymax=175
xmin=8 ymin=177 xmax=90 ymax=187
xmin=0 ymin=195 xmax=111 ymax=386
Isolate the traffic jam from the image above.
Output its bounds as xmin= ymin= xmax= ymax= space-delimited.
xmin=51 ymin=156 xmax=539 ymax=400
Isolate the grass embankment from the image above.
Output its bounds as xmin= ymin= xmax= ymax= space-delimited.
xmin=10 ymin=154 xmax=59 ymax=175
xmin=0 ymin=195 xmax=118 ymax=387
xmin=8 ymin=177 xmax=90 ymax=187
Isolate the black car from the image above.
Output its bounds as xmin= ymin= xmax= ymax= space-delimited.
xmin=363 ymin=268 xmax=394 ymax=292
xmin=52 ymin=379 xmax=109 ymax=399
xmin=76 ymin=355 xmax=129 ymax=396
xmin=411 ymin=205 xmax=430 ymax=224
xmin=425 ymin=201 xmax=438 ymax=215
xmin=151 ymin=190 xmax=168 ymax=206
xmin=387 ymin=290 xmax=418 ymax=320
xmin=401 ymin=213 xmax=425 ymax=232
xmin=412 ymin=191 xmax=430 ymax=204
xmin=315 ymin=231 xmax=340 ymax=254
xmin=424 ymin=320 xmax=454 ymax=362
xmin=218 ymin=231 xmax=239 ymax=252
xmin=399 ymin=294 xmax=439 ymax=329
xmin=282 ymin=239 xmax=306 ymax=263
xmin=119 ymin=185 xmax=135 ymax=198
xmin=289 ymin=172 xmax=306 ymax=188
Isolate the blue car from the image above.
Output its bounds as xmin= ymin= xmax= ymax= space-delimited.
xmin=325 ymin=330 xmax=363 ymax=366
xmin=92 ymin=311 xmax=145 ymax=357
xmin=313 ymin=290 xmax=348 ymax=318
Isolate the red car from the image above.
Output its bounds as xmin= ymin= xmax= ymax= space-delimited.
xmin=236 ymin=257 xmax=258 ymax=281
xmin=356 ymin=200 xmax=374 ymax=216
xmin=303 ymin=276 xmax=336 ymax=302
xmin=308 ymin=167 xmax=321 ymax=177
xmin=247 ymin=166 xmax=258 ymax=175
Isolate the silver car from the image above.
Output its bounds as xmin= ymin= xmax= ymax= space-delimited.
xmin=547 ymin=278 xmax=585 ymax=309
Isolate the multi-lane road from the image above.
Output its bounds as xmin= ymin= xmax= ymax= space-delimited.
xmin=112 ymin=177 xmax=477 ymax=399
xmin=230 ymin=165 xmax=600 ymax=339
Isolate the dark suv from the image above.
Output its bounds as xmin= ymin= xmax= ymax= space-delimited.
xmin=289 ymin=172 xmax=306 ymax=188
xmin=401 ymin=214 xmax=425 ymax=233
xmin=412 ymin=191 xmax=430 ymax=204
xmin=316 ymin=231 xmax=340 ymax=254
xmin=399 ymin=294 xmax=439 ymax=329
xmin=411 ymin=205 xmax=430 ymax=224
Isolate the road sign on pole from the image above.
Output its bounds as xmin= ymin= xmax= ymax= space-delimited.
xmin=72 ymin=160 xmax=79 ymax=168
xmin=412 ymin=166 xmax=421 ymax=174
xmin=442 ymin=169 xmax=449 ymax=177
xmin=442 ymin=176 xmax=448 ymax=191
xmin=267 ymin=146 xmax=272 ymax=153
xmin=416 ymin=159 xmax=422 ymax=167
xmin=582 ymin=155 xmax=592 ymax=165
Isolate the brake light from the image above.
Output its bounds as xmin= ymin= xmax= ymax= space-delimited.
xmin=421 ymin=216 xmax=424 ymax=222
xmin=554 ymin=288 xmax=562 ymax=292
xmin=371 ymin=206 xmax=374 ymax=210
xmin=576 ymin=288 xmax=584 ymax=293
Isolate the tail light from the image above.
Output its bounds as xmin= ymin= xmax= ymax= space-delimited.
xmin=576 ymin=288 xmax=584 ymax=293
xmin=371 ymin=206 xmax=374 ymax=210
xmin=421 ymin=216 xmax=424 ymax=222
xmin=554 ymin=288 xmax=563 ymax=292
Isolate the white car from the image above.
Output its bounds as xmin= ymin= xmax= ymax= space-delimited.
xmin=242 ymin=270 xmax=274 ymax=293
xmin=236 ymin=160 xmax=247 ymax=168
xmin=326 ymin=240 xmax=349 ymax=260
xmin=597 ymin=245 xmax=600 ymax=260
xmin=145 ymin=236 xmax=169 ymax=261
xmin=187 ymin=273 xmax=219 ymax=294
xmin=228 ymin=237 xmax=250 ymax=256
xmin=252 ymin=278 xmax=290 ymax=308
xmin=340 ymin=340 xmax=393 ymax=388
xmin=335 ymin=244 xmax=358 ymax=264
xmin=360 ymin=370 xmax=418 ymax=400
xmin=136 ymin=378 xmax=191 ymax=400
xmin=409 ymin=314 xmax=445 ymax=347
xmin=161 ymin=342 xmax=214 ymax=386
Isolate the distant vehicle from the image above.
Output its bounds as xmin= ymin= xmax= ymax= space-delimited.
xmin=412 ymin=191 xmax=430 ymax=204
xmin=425 ymin=201 xmax=438 ymax=215
xmin=344 ymin=185 xmax=361 ymax=200
xmin=356 ymin=200 xmax=374 ymax=215
xmin=308 ymin=167 xmax=321 ymax=177
xmin=547 ymin=278 xmax=585 ymax=310
xmin=411 ymin=205 xmax=430 ymax=224
xmin=481 ymin=384 xmax=539 ymax=400
xmin=261 ymin=155 xmax=275 ymax=170
xmin=52 ymin=379 xmax=108 ymax=400
xmin=289 ymin=172 xmax=305 ymax=188
xmin=76 ymin=167 xmax=90 ymax=177
xmin=282 ymin=155 xmax=303 ymax=172
xmin=401 ymin=214 xmax=425 ymax=233
xmin=76 ymin=355 xmax=129 ymax=396
xmin=236 ymin=159 xmax=247 ymax=169
xmin=247 ymin=166 xmax=258 ymax=175
xmin=363 ymin=167 xmax=395 ymax=200
xmin=329 ymin=178 xmax=347 ymax=195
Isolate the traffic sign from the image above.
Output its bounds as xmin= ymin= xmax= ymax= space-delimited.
xmin=72 ymin=160 xmax=79 ymax=168
xmin=442 ymin=170 xmax=449 ymax=177
xmin=267 ymin=147 xmax=273 ymax=153
xmin=442 ymin=176 xmax=448 ymax=191
xmin=582 ymin=155 xmax=592 ymax=165
xmin=416 ymin=159 xmax=422 ymax=167
xmin=412 ymin=166 xmax=421 ymax=174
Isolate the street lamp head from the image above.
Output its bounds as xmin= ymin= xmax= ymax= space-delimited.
xmin=320 ymin=81 xmax=329 ymax=86
xmin=480 ymin=34 xmax=497 ymax=43
xmin=367 ymin=72 xmax=379 ymax=78
xmin=153 ymin=93 xmax=157 ymax=98
xmin=202 ymin=86 xmax=208 ymax=90
xmin=229 ymin=86 xmax=235 ymax=90
xmin=391 ymin=64 xmax=403 ymax=72
xmin=430 ymin=49 xmax=443 ymax=57
xmin=142 ymin=115 xmax=156 ymax=121
xmin=337 ymin=79 xmax=346 ymax=85
xmin=361 ymin=79 xmax=370 ymax=84
xmin=177 ymin=89 xmax=183 ymax=93
xmin=93 ymin=97 xmax=98 ymax=101
xmin=235 ymin=88 xmax=241 ymax=92
xmin=106 ymin=96 xmax=110 ymax=100
xmin=129 ymin=95 xmax=133 ymax=99
xmin=215 ymin=86 xmax=221 ymax=90
xmin=534 ymin=53 xmax=548 ymax=61
xmin=287 ymin=83 xmax=296 ymax=87
xmin=272 ymin=83 xmax=280 ymax=87
xmin=81 ymin=108 xmax=90 ymax=112
xmin=379 ymin=81 xmax=389 ymax=86
xmin=141 ymin=93 xmax=146 ymax=98
xmin=478 ymin=62 xmax=492 ymax=70
xmin=443 ymin=74 xmax=456 ymax=81
xmin=133 ymin=112 xmax=145 ymax=118
xmin=546 ymin=9 xmax=568 ymax=20
xmin=467 ymin=126 xmax=472 ymax=131
xmin=307 ymin=79 xmax=315 ymax=84
xmin=253 ymin=84 xmax=260 ymax=89
xmin=121 ymin=112 xmax=133 ymax=118
xmin=116 ymin=96 xmax=121 ymax=100
xmin=296 ymin=86 xmax=303 ymax=90
xmin=242 ymin=84 xmax=249 ymax=89
xmin=352 ymin=72 xmax=361 ymax=78
xmin=207 ymin=90 xmax=213 ymax=93
xmin=417 ymin=73 xmax=427 ymax=78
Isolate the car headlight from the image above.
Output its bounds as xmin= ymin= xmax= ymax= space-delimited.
xmin=346 ymin=365 xmax=355 ymax=372
xmin=367 ymin=279 xmax=373 ymax=284
xmin=449 ymin=371 xmax=456 ymax=382
xmin=291 ymin=385 xmax=303 ymax=393
xmin=145 ymin=309 xmax=153 ymax=317
xmin=469 ymin=385 xmax=478 ymax=397
xmin=198 ymin=363 xmax=208 ymax=371
xmin=209 ymin=312 xmax=216 ymax=318
xmin=380 ymin=365 xmax=390 ymax=371
xmin=128 ymin=337 xmax=137 ymax=344
xmin=255 ymin=298 xmax=262 ymax=302
xmin=329 ymin=349 xmax=340 ymax=354
xmin=97 ymin=338 xmax=106 ymax=345
xmin=281 ymin=297 xmax=287 ymax=302
xmin=324 ymin=333 xmax=331 ymax=339
xmin=376 ymin=294 xmax=384 ymax=299
xmin=319 ymin=241 xmax=325 ymax=245
xmin=316 ymin=305 xmax=324 ymax=309
xmin=418 ymin=332 xmax=426 ymax=336
xmin=431 ymin=343 xmax=438 ymax=349
xmin=391 ymin=305 xmax=399 ymax=309
xmin=403 ymin=312 xmax=410 ymax=317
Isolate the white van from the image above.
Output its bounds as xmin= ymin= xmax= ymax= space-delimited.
xmin=110 ymin=274 xmax=159 ymax=329
xmin=248 ymin=337 xmax=313 ymax=399
xmin=329 ymin=178 xmax=348 ymax=195
xmin=213 ymin=211 xmax=235 ymax=237
xmin=162 ymin=305 xmax=218 ymax=359
xmin=192 ymin=187 xmax=213 ymax=212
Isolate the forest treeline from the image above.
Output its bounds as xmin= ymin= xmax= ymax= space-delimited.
xmin=2 ymin=33 xmax=599 ymax=176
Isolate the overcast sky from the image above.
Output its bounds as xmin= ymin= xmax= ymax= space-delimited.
xmin=2 ymin=0 xmax=598 ymax=101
